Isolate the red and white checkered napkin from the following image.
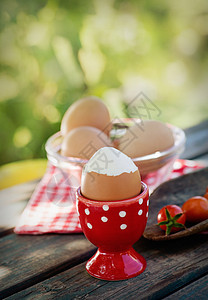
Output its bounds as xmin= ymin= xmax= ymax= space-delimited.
xmin=14 ymin=159 xmax=203 ymax=235
xmin=14 ymin=164 xmax=82 ymax=234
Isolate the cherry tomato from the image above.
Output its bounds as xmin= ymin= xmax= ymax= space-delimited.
xmin=157 ymin=205 xmax=186 ymax=235
xmin=203 ymin=187 xmax=208 ymax=200
xmin=182 ymin=196 xmax=208 ymax=223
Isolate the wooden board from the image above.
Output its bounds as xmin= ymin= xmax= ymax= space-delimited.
xmin=143 ymin=167 xmax=208 ymax=240
xmin=143 ymin=219 xmax=208 ymax=241
xmin=0 ymin=180 xmax=38 ymax=235
xmin=147 ymin=167 xmax=208 ymax=226
xmin=6 ymin=168 xmax=208 ymax=299
xmin=164 ymin=274 xmax=208 ymax=299
xmin=0 ymin=121 xmax=208 ymax=299
xmin=195 ymin=153 xmax=208 ymax=166
xmin=7 ymin=233 xmax=208 ymax=299
xmin=182 ymin=119 xmax=208 ymax=160
xmin=0 ymin=234 xmax=96 ymax=298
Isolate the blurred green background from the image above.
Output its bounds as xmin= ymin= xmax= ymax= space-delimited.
xmin=0 ymin=0 xmax=208 ymax=166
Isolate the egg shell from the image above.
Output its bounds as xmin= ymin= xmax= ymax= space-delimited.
xmin=119 ymin=120 xmax=174 ymax=158
xmin=61 ymin=126 xmax=112 ymax=159
xmin=61 ymin=96 xmax=111 ymax=136
xmin=81 ymin=170 xmax=141 ymax=201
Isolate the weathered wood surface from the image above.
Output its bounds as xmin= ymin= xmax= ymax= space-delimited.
xmin=0 ymin=234 xmax=96 ymax=298
xmin=0 ymin=180 xmax=39 ymax=235
xmin=6 ymin=168 xmax=208 ymax=299
xmin=164 ymin=274 xmax=208 ymax=300
xmin=143 ymin=219 xmax=208 ymax=241
xmin=0 ymin=120 xmax=207 ymax=299
xmin=147 ymin=167 xmax=208 ymax=226
xmin=0 ymin=180 xmax=38 ymax=206
xmin=195 ymin=153 xmax=208 ymax=166
xmin=181 ymin=119 xmax=208 ymax=160
xmin=7 ymin=234 xmax=208 ymax=299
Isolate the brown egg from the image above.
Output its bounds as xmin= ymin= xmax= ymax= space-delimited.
xmin=61 ymin=126 xmax=112 ymax=159
xmin=61 ymin=96 xmax=111 ymax=136
xmin=118 ymin=120 xmax=174 ymax=158
xmin=81 ymin=147 xmax=141 ymax=201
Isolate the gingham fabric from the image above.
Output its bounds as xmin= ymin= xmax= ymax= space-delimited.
xmin=14 ymin=159 xmax=203 ymax=235
xmin=14 ymin=164 xmax=82 ymax=234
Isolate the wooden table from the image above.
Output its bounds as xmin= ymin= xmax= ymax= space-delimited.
xmin=0 ymin=120 xmax=208 ymax=300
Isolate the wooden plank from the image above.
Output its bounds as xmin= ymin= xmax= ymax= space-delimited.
xmin=195 ymin=153 xmax=208 ymax=166
xmin=0 ymin=181 xmax=38 ymax=235
xmin=147 ymin=167 xmax=208 ymax=225
xmin=0 ymin=121 xmax=207 ymax=298
xmin=0 ymin=233 xmax=96 ymax=299
xmin=6 ymin=168 xmax=208 ymax=299
xmin=181 ymin=119 xmax=208 ymax=160
xmin=6 ymin=234 xmax=208 ymax=299
xmin=0 ymin=180 xmax=38 ymax=206
xmin=164 ymin=274 xmax=208 ymax=299
xmin=0 ymin=201 xmax=28 ymax=237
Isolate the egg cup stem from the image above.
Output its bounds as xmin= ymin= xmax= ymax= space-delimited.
xmin=86 ymin=247 xmax=146 ymax=281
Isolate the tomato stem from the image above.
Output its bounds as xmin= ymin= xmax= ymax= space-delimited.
xmin=158 ymin=208 xmax=185 ymax=235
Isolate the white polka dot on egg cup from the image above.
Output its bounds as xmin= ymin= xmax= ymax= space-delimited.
xmin=76 ymin=182 xmax=149 ymax=281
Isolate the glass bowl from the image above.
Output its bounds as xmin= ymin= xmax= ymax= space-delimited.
xmin=45 ymin=119 xmax=186 ymax=192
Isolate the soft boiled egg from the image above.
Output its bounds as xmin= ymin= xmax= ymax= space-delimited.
xmin=61 ymin=96 xmax=111 ymax=136
xmin=81 ymin=147 xmax=141 ymax=201
xmin=118 ymin=120 xmax=174 ymax=158
xmin=61 ymin=126 xmax=112 ymax=159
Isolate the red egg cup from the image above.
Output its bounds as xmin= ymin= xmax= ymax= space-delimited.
xmin=76 ymin=182 xmax=149 ymax=281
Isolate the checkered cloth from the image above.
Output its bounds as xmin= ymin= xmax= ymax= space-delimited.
xmin=14 ymin=159 xmax=203 ymax=235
